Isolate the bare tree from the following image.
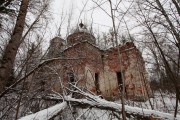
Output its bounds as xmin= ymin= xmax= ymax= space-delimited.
xmin=130 ymin=0 xmax=180 ymax=117
xmin=0 ymin=0 xmax=29 ymax=93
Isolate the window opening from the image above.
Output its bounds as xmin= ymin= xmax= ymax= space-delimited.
xmin=116 ymin=72 xmax=123 ymax=91
xmin=95 ymin=73 xmax=100 ymax=94
xmin=68 ymin=72 xmax=75 ymax=83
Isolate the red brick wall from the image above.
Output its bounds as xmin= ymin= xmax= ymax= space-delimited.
xmin=32 ymin=41 xmax=151 ymax=101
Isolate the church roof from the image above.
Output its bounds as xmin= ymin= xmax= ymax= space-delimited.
xmin=67 ymin=32 xmax=96 ymax=45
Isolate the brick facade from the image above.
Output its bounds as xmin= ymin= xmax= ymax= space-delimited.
xmin=32 ymin=31 xmax=152 ymax=101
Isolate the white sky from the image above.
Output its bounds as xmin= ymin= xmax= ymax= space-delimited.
xmin=49 ymin=0 xmax=130 ymax=38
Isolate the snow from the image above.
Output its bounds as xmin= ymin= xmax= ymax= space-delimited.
xmin=18 ymin=102 xmax=67 ymax=120
xmin=65 ymin=95 xmax=180 ymax=119
xmin=18 ymin=91 xmax=180 ymax=120
xmin=77 ymin=108 xmax=118 ymax=120
xmin=125 ymin=105 xmax=179 ymax=120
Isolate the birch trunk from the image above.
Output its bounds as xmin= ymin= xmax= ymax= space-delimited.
xmin=0 ymin=0 xmax=29 ymax=93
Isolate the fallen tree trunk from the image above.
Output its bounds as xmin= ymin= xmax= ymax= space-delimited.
xmin=18 ymin=83 xmax=180 ymax=120
xmin=42 ymin=92 xmax=180 ymax=120
xmin=64 ymin=96 xmax=179 ymax=120
xmin=18 ymin=102 xmax=67 ymax=120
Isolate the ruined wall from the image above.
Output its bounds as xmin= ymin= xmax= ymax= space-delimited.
xmin=61 ymin=41 xmax=151 ymax=101
xmin=63 ymin=42 xmax=103 ymax=94
xmin=31 ymin=32 xmax=152 ymax=101
xmin=105 ymin=42 xmax=152 ymax=101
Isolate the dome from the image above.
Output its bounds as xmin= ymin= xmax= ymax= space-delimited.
xmin=47 ymin=37 xmax=65 ymax=58
xmin=67 ymin=32 xmax=96 ymax=45
xmin=50 ymin=37 xmax=65 ymax=47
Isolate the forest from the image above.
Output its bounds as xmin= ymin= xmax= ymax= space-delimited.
xmin=0 ymin=0 xmax=179 ymax=120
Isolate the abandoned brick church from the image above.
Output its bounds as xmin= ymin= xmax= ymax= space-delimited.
xmin=31 ymin=30 xmax=152 ymax=101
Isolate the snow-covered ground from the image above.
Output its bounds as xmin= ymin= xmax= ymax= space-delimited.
xmin=18 ymin=91 xmax=180 ymax=120
xmin=125 ymin=91 xmax=179 ymax=114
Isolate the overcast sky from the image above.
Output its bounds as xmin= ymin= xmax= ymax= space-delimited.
xmin=42 ymin=0 xmax=141 ymax=50
xmin=49 ymin=0 xmax=125 ymax=38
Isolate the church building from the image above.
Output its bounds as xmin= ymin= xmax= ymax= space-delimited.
xmin=31 ymin=29 xmax=152 ymax=101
